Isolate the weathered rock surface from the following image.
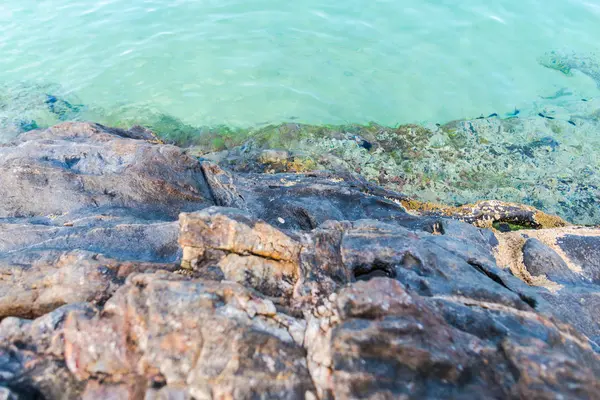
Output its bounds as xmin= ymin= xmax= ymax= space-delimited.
xmin=0 ymin=250 xmax=177 ymax=319
xmin=0 ymin=122 xmax=599 ymax=399
xmin=494 ymin=226 xmax=600 ymax=346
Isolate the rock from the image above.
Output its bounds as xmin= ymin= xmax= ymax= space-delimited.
xmin=0 ymin=122 xmax=211 ymax=267
xmin=0 ymin=122 xmax=214 ymax=219
xmin=400 ymin=199 xmax=569 ymax=229
xmin=0 ymin=304 xmax=93 ymax=398
xmin=179 ymin=207 xmax=301 ymax=297
xmin=62 ymin=273 xmax=315 ymax=398
xmin=500 ymin=336 xmax=600 ymax=399
xmin=257 ymin=149 xmax=290 ymax=165
xmin=0 ymin=122 xmax=599 ymax=398
xmin=557 ymin=234 xmax=600 ymax=283
xmin=494 ymin=226 xmax=600 ymax=345
xmin=522 ymin=238 xmax=582 ymax=284
xmin=199 ymin=161 xmax=247 ymax=210
xmin=0 ymin=303 xmax=97 ymax=355
xmin=81 ymin=381 xmax=146 ymax=400
xmin=0 ymin=250 xmax=177 ymax=319
xmin=311 ymin=278 xmax=600 ymax=399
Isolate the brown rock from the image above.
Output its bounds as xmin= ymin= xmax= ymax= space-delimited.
xmin=179 ymin=207 xmax=302 ymax=297
xmin=1 ymin=122 xmax=599 ymax=399
xmin=0 ymin=250 xmax=177 ymax=319
xmin=61 ymin=273 xmax=315 ymax=398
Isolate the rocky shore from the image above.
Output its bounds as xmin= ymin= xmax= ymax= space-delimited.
xmin=0 ymin=122 xmax=599 ymax=399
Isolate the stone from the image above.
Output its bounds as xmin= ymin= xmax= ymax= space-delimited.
xmin=0 ymin=122 xmax=214 ymax=219
xmin=493 ymin=226 xmax=600 ymax=344
xmin=62 ymin=273 xmax=315 ymax=398
xmin=0 ymin=250 xmax=177 ymax=319
xmin=309 ymin=278 xmax=600 ymax=399
xmin=179 ymin=207 xmax=301 ymax=297
xmin=558 ymin=235 xmax=600 ymax=283
xmin=0 ymin=304 xmax=92 ymax=398
xmin=0 ymin=122 xmax=598 ymax=398
xmin=522 ymin=238 xmax=582 ymax=284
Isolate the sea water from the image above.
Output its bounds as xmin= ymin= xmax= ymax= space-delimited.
xmin=1 ymin=0 xmax=600 ymax=128
xmin=1 ymin=0 xmax=599 ymax=223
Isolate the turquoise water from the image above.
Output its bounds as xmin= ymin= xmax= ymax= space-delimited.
xmin=1 ymin=1 xmax=599 ymax=224
xmin=1 ymin=0 xmax=600 ymax=131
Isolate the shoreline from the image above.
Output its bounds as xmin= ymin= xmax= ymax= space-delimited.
xmin=1 ymin=87 xmax=599 ymax=226
xmin=0 ymin=121 xmax=599 ymax=398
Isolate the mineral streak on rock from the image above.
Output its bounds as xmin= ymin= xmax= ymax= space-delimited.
xmin=0 ymin=122 xmax=599 ymax=398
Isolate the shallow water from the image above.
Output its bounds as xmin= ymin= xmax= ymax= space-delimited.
xmin=1 ymin=1 xmax=599 ymax=223
xmin=1 ymin=0 xmax=600 ymax=129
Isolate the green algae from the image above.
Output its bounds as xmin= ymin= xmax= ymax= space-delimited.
xmin=492 ymin=221 xmax=529 ymax=232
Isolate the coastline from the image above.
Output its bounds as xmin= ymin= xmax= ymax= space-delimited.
xmin=0 ymin=121 xmax=599 ymax=397
xmin=2 ymin=89 xmax=598 ymax=226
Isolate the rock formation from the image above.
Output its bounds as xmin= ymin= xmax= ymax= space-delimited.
xmin=0 ymin=122 xmax=599 ymax=399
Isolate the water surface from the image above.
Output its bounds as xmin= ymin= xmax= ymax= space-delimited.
xmin=1 ymin=0 xmax=599 ymax=129
xmin=1 ymin=0 xmax=599 ymax=224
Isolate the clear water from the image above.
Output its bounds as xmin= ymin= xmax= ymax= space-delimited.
xmin=1 ymin=1 xmax=599 ymax=224
xmin=1 ymin=0 xmax=599 ymax=129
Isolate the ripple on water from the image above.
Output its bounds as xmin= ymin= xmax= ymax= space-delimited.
xmin=0 ymin=0 xmax=599 ymax=222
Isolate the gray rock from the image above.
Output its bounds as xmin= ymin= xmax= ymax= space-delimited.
xmin=558 ymin=235 xmax=600 ymax=283
xmin=523 ymin=238 xmax=582 ymax=284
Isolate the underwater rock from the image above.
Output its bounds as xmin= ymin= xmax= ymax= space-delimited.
xmin=506 ymin=136 xmax=559 ymax=157
xmin=538 ymin=50 xmax=600 ymax=88
xmin=187 ymin=103 xmax=600 ymax=226
xmin=0 ymin=122 xmax=599 ymax=398
xmin=45 ymin=94 xmax=84 ymax=121
xmin=16 ymin=120 xmax=38 ymax=133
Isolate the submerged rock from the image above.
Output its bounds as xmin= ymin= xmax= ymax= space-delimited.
xmin=187 ymin=108 xmax=600 ymax=225
xmin=538 ymin=50 xmax=600 ymax=88
xmin=0 ymin=122 xmax=599 ymax=398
